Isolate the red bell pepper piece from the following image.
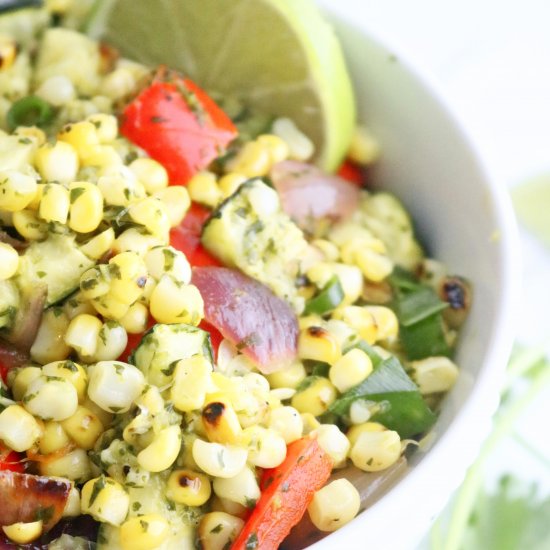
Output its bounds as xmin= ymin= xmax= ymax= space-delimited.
xmin=0 ymin=449 xmax=24 ymax=473
xmin=337 ymin=159 xmax=365 ymax=186
xmin=121 ymin=69 xmax=237 ymax=184
xmin=231 ymin=437 xmax=333 ymax=550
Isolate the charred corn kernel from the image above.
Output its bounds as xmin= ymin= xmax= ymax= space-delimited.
xmin=14 ymin=125 xmax=46 ymax=146
xmin=332 ymin=306 xmax=377 ymax=344
xmin=350 ymin=429 xmax=401 ymax=472
xmin=81 ymin=144 xmax=122 ymax=169
xmin=257 ymin=134 xmax=290 ymax=164
xmin=314 ymin=424 xmax=350 ymax=468
xmin=150 ymin=277 xmax=204 ymax=325
xmin=34 ymin=141 xmax=79 ymax=183
xmin=58 ymin=121 xmax=100 ymax=160
xmin=298 ymin=326 xmax=341 ymax=365
xmin=94 ymin=321 xmax=128 ymax=362
xmin=2 ymin=521 xmax=43 ymax=545
xmin=129 ymin=157 xmax=168 ymax=193
xmin=272 ymin=117 xmax=314 ymax=161
xmin=119 ymin=302 xmax=148 ymax=334
xmin=114 ymin=228 xmax=163 ymax=256
xmin=68 ymin=182 xmax=103 ymax=233
xmin=119 ymin=514 xmax=170 ymax=550
xmin=63 ymin=291 xmax=96 ymax=320
xmin=268 ymin=406 xmax=303 ymax=443
xmin=329 ymin=348 xmax=373 ymax=393
xmin=355 ymin=247 xmax=393 ymax=282
xmin=192 ymin=439 xmax=248 ymax=478
xmin=187 ymin=171 xmax=222 ymax=207
xmin=0 ymin=35 xmax=16 ymax=71
xmin=38 ymin=421 xmax=71 ymax=454
xmin=243 ymin=426 xmax=287 ymax=468
xmin=166 ymin=469 xmax=212 ymax=506
xmin=127 ymin=197 xmax=171 ymax=239
xmin=64 ymin=314 xmax=102 ymax=358
xmin=42 ymin=360 xmax=88 ymax=402
xmin=171 ymin=356 xmax=212 ymax=412
xmin=410 ymin=356 xmax=459 ymax=395
xmin=0 ymin=242 xmax=18 ymax=279
xmin=87 ymin=361 xmax=145 ymax=413
xmin=80 ymin=227 xmax=115 ymax=260
xmin=39 ymin=448 xmax=92 ymax=482
xmin=61 ymin=405 xmax=104 ymax=450
xmin=86 ymin=113 xmax=118 ymax=143
xmin=81 ymin=476 xmax=129 ymax=526
xmin=145 ymin=245 xmax=191 ymax=283
xmin=137 ymin=425 xmax=181 ymax=472
xmin=0 ymin=405 xmax=42 ymax=452
xmin=308 ymin=479 xmax=360 ymax=532
xmin=35 ymin=75 xmax=75 ymax=106
xmin=11 ymin=366 xmax=41 ymax=401
xmin=213 ymin=466 xmax=260 ymax=508
xmin=0 ymin=171 xmax=37 ymax=212
xmin=226 ymin=141 xmax=271 ymax=178
xmin=364 ymin=306 xmax=399 ymax=342
xmin=97 ymin=174 xmax=144 ymax=207
xmin=218 ymin=172 xmax=247 ymax=198
xmin=153 ymin=185 xmax=190 ymax=227
xmin=23 ymin=376 xmax=78 ymax=421
xmin=12 ymin=209 xmax=48 ymax=240
xmin=348 ymin=126 xmax=381 ymax=165
xmin=291 ymin=377 xmax=337 ymax=417
xmin=298 ymin=314 xmax=324 ymax=331
xmin=301 ymin=412 xmax=321 ymax=435
xmin=267 ymin=361 xmax=306 ymax=389
xmin=100 ymin=67 xmax=136 ymax=100
xmin=202 ymin=397 xmax=242 ymax=444
xmin=63 ymin=485 xmax=81 ymax=517
xmin=198 ymin=512 xmax=244 ymax=550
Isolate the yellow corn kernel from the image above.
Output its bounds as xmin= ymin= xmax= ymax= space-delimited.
xmin=64 ymin=313 xmax=102 ymax=359
xmin=38 ymin=421 xmax=71 ymax=454
xmin=113 ymin=228 xmax=164 ymax=256
xmin=0 ymin=36 xmax=16 ymax=71
xmin=92 ymin=294 xmax=130 ymax=321
xmin=0 ymin=242 xmax=19 ymax=280
xmin=31 ymin=307 xmax=71 ymax=364
xmin=202 ymin=397 xmax=242 ymax=445
xmin=298 ymin=326 xmax=341 ymax=365
xmin=23 ymin=375 xmax=79 ymax=422
xmin=364 ymin=305 xmax=399 ymax=342
xmin=153 ymin=185 xmax=190 ymax=227
xmin=86 ymin=113 xmax=118 ymax=143
xmin=268 ymin=405 xmax=303 ymax=443
xmin=291 ymin=377 xmax=337 ymax=417
xmin=81 ymin=476 xmax=129 ymax=526
xmin=257 ymin=134 xmax=290 ymax=164
xmin=332 ymin=306 xmax=377 ymax=344
xmin=119 ymin=514 xmax=170 ymax=550
xmin=61 ymin=405 xmax=104 ymax=450
xmin=346 ymin=421 xmax=386 ymax=446
xmin=68 ymin=182 xmax=103 ymax=233
xmin=100 ymin=67 xmax=136 ymax=100
xmin=42 ymin=360 xmax=88 ymax=402
xmin=11 ymin=366 xmax=41 ymax=402
xmin=12 ymin=209 xmax=48 ymax=241
xmin=314 ymin=424 xmax=350 ymax=468
xmin=80 ymin=227 xmax=115 ymax=260
xmin=108 ymin=251 xmax=149 ymax=303
xmin=213 ymin=466 xmax=260 ymax=508
xmin=410 ymin=356 xmax=459 ymax=395
xmin=63 ymin=291 xmax=97 ymax=319
xmin=35 ymin=73 xmax=75 ymax=105
xmin=37 ymin=182 xmax=70 ymax=224
xmin=97 ymin=173 xmax=144 ymax=207
xmin=192 ymin=439 xmax=248 ymax=478
xmin=119 ymin=301 xmax=148 ymax=334
xmin=63 ymin=485 xmax=81 ymax=517
xmin=242 ymin=425 xmax=287 ymax=468
xmin=308 ymin=479 xmax=360 ymax=532
xmin=2 ymin=521 xmax=43 ymax=545
xmin=348 ymin=126 xmax=381 ymax=166
xmin=137 ymin=425 xmax=181 ymax=472
xmin=127 ymin=197 xmax=171 ymax=239
xmin=80 ymin=144 xmax=122 ymax=169
xmin=340 ymin=236 xmax=386 ymax=264
xmin=0 ymin=404 xmax=42 ymax=452
xmin=272 ymin=117 xmax=314 ymax=161
xmin=57 ymin=121 xmax=100 ymax=161
xmin=171 ymin=356 xmax=212 ymax=412
xmin=25 ymin=183 xmax=45 ymax=211
xmin=14 ymin=125 xmax=46 ymax=146
xmin=39 ymin=448 xmax=92 ymax=482
xmin=187 ymin=171 xmax=222 ymax=208
xmin=149 ymin=277 xmax=204 ymax=325
xmin=301 ymin=412 xmax=321 ymax=435
xmin=82 ymin=397 xmax=113 ymax=429
xmin=267 ymin=361 xmax=306 ymax=389
xmin=129 ymin=157 xmax=169 ymax=194
xmin=144 ymin=245 xmax=191 ymax=283
xmin=298 ymin=315 xmax=324 ymax=331
xmin=354 ymin=247 xmax=394 ymax=283
xmin=94 ymin=321 xmax=128 ymax=362
xmin=0 ymin=170 xmax=37 ymax=212
xmin=34 ymin=141 xmax=79 ymax=183
xmin=210 ymin=496 xmax=248 ymax=519
xmin=198 ymin=512 xmax=244 ymax=550
xmin=226 ymin=141 xmax=271 ymax=177
xmin=166 ymin=469 xmax=212 ymax=506
xmin=329 ymin=348 xmax=373 ymax=393
xmin=349 ymin=429 xmax=401 ymax=472
xmin=218 ymin=172 xmax=247 ymax=198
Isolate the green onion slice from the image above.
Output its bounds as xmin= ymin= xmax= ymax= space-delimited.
xmin=7 ymin=95 xmax=54 ymax=131
xmin=303 ymin=276 xmax=344 ymax=315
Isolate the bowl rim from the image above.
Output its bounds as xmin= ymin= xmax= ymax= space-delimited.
xmin=310 ymin=10 xmax=521 ymax=549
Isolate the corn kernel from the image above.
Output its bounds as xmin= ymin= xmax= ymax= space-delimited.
xmin=14 ymin=126 xmax=46 ymax=146
xmin=11 ymin=366 xmax=41 ymax=402
xmin=348 ymin=126 xmax=381 ymax=165
xmin=329 ymin=348 xmax=373 ymax=393
xmin=150 ymin=277 xmax=203 ymax=325
xmin=213 ymin=466 xmax=260 ymax=508
xmin=0 ymin=404 xmax=42 ymax=452
xmin=68 ymin=182 xmax=103 ymax=233
xmin=153 ymin=185 xmax=190 ymax=227
xmin=35 ymin=75 xmax=75 ymax=106
xmin=127 ymin=197 xmax=171 ymax=240
xmin=129 ymin=157 xmax=168 ymax=193
xmin=100 ymin=67 xmax=136 ymax=100
xmin=113 ymin=228 xmax=164 ymax=256
xmin=42 ymin=360 xmax=88 ymax=402
xmin=63 ymin=485 xmax=81 ymax=517
xmin=144 ymin=245 xmax=191 ymax=283
xmin=355 ymin=247 xmax=393 ymax=282
xmin=166 ymin=469 xmax=212 ymax=506
xmin=12 ymin=209 xmax=47 ymax=240
xmin=301 ymin=412 xmax=321 ymax=435
xmin=81 ymin=476 xmax=129 ymax=526
xmin=0 ymin=36 xmax=17 ymax=72
xmin=308 ymin=479 xmax=360 ymax=532
xmin=332 ymin=306 xmax=377 ymax=344
xmin=64 ymin=314 xmax=102 ymax=359
xmin=192 ymin=439 xmax=248 ymax=478
xmin=86 ymin=113 xmax=118 ymax=143
xmin=349 ymin=429 xmax=401 ymax=472
xmin=268 ymin=406 xmax=303 ymax=443
xmin=267 ymin=361 xmax=306 ymax=389
xmin=137 ymin=425 xmax=181 ymax=472
xmin=80 ymin=227 xmax=115 ymax=260
xmin=291 ymin=377 xmax=337 ymax=417
xmin=81 ymin=144 xmax=122 ymax=169
xmin=0 ymin=170 xmax=37 ymax=212
xmin=202 ymin=397 xmax=242 ymax=445
xmin=37 ymin=183 xmax=69 ymax=224
xmin=61 ymin=405 xmax=104 ymax=450
xmin=38 ymin=421 xmax=71 ymax=454
xmin=0 ymin=242 xmax=19 ymax=280
xmin=2 ymin=521 xmax=43 ymax=545
xmin=97 ymin=173 xmax=144 ymax=207
xmin=187 ymin=171 xmax=222 ymax=207
xmin=23 ymin=375 xmax=78 ymax=421
xmin=314 ymin=424 xmax=350 ymax=468
xmin=218 ymin=172 xmax=247 ymax=198
xmin=94 ymin=321 xmax=128 ymax=362
xmin=119 ymin=514 xmax=170 ymax=550
xmin=272 ymin=117 xmax=314 ymax=161
xmin=257 ymin=134 xmax=289 ymax=164
xmin=242 ymin=426 xmax=286 ymax=468
xmin=171 ymin=356 xmax=212 ymax=412
xmin=119 ymin=301 xmax=149 ymax=334
xmin=410 ymin=356 xmax=459 ymax=394
xmin=57 ymin=121 xmax=100 ymax=161
xmin=198 ymin=512 xmax=244 ymax=550
xmin=298 ymin=326 xmax=341 ymax=365
xmin=364 ymin=306 xmax=399 ymax=342
xmin=34 ymin=141 xmax=78 ymax=183
xmin=226 ymin=141 xmax=271 ymax=178
xmin=39 ymin=448 xmax=92 ymax=482
xmin=346 ymin=422 xmax=386 ymax=446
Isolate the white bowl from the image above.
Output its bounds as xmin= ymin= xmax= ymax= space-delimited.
xmin=309 ymin=9 xmax=520 ymax=550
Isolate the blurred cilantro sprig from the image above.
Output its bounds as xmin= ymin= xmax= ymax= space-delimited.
xmin=430 ymin=346 xmax=550 ymax=550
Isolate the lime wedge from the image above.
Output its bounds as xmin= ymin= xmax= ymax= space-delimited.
xmin=88 ymin=0 xmax=355 ymax=172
